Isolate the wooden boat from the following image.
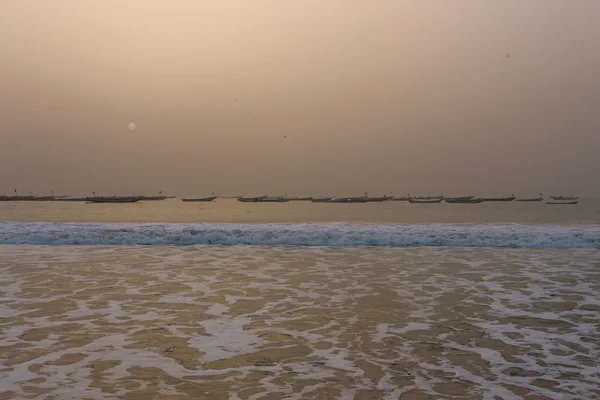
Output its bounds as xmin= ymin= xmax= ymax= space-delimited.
xmin=87 ymin=197 xmax=141 ymax=203
xmin=445 ymin=198 xmax=484 ymax=204
xmin=1 ymin=191 xmax=34 ymax=201
xmin=289 ymin=195 xmax=313 ymax=201
xmin=260 ymin=196 xmax=289 ymax=203
xmin=182 ymin=193 xmax=217 ymax=202
xmin=546 ymin=201 xmax=578 ymax=205
xmin=31 ymin=196 xmax=56 ymax=201
xmin=483 ymin=195 xmax=516 ymax=202
xmin=443 ymin=196 xmax=474 ymax=202
xmin=516 ymin=193 xmax=543 ymax=202
xmin=238 ymin=196 xmax=268 ymax=202
xmin=143 ymin=192 xmax=169 ymax=201
xmin=182 ymin=196 xmax=217 ymax=202
xmin=311 ymin=197 xmax=333 ymax=203
xmin=389 ymin=197 xmax=410 ymax=201
xmin=3 ymin=192 xmax=36 ymax=201
xmin=412 ymin=195 xmax=444 ymax=200
xmin=365 ymin=193 xmax=392 ymax=202
xmin=408 ymin=198 xmax=443 ymax=204
xmin=58 ymin=197 xmax=88 ymax=202
xmin=329 ymin=196 xmax=368 ymax=203
xmin=550 ymin=196 xmax=579 ymax=201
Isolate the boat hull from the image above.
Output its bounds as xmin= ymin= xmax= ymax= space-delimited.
xmin=182 ymin=197 xmax=217 ymax=202
xmin=483 ymin=197 xmax=515 ymax=202
xmin=445 ymin=198 xmax=484 ymax=204
xmin=88 ymin=198 xmax=140 ymax=203
xmin=546 ymin=201 xmax=578 ymax=205
xmin=408 ymin=199 xmax=443 ymax=204
xmin=330 ymin=197 xmax=368 ymax=203
xmin=366 ymin=197 xmax=392 ymax=202
xmin=238 ymin=197 xmax=267 ymax=202
xmin=550 ymin=196 xmax=579 ymax=201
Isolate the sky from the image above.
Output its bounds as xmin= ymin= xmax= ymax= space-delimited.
xmin=1 ymin=0 xmax=599 ymax=197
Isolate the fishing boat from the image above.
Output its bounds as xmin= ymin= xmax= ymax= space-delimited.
xmin=32 ymin=196 xmax=56 ymax=201
xmin=389 ymin=195 xmax=410 ymax=201
xmin=445 ymin=198 xmax=484 ymax=204
xmin=408 ymin=198 xmax=443 ymax=204
xmin=516 ymin=193 xmax=544 ymax=202
xmin=412 ymin=195 xmax=444 ymax=200
xmin=238 ymin=196 xmax=268 ymax=202
xmin=182 ymin=193 xmax=217 ymax=202
xmin=443 ymin=196 xmax=474 ymax=202
xmin=329 ymin=196 xmax=368 ymax=203
xmin=550 ymin=196 xmax=579 ymax=201
xmin=289 ymin=194 xmax=313 ymax=201
xmin=143 ymin=191 xmax=169 ymax=201
xmin=365 ymin=193 xmax=392 ymax=202
xmin=260 ymin=196 xmax=289 ymax=203
xmin=58 ymin=197 xmax=88 ymax=202
xmin=1 ymin=191 xmax=34 ymax=201
xmin=87 ymin=197 xmax=141 ymax=203
xmin=311 ymin=197 xmax=333 ymax=203
xmin=483 ymin=195 xmax=516 ymax=202
xmin=546 ymin=200 xmax=578 ymax=205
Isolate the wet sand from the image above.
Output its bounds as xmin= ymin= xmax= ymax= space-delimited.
xmin=1 ymin=246 xmax=599 ymax=399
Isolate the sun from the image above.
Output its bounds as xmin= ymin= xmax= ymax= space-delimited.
xmin=128 ymin=122 xmax=136 ymax=131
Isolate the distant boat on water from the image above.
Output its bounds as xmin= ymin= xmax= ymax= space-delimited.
xmin=311 ymin=197 xmax=333 ymax=203
xmin=58 ymin=197 xmax=88 ymax=202
xmin=289 ymin=196 xmax=313 ymax=201
xmin=87 ymin=197 xmax=141 ymax=203
xmin=182 ymin=193 xmax=217 ymax=202
xmin=445 ymin=197 xmax=484 ymax=204
xmin=330 ymin=194 xmax=368 ymax=203
xmin=143 ymin=191 xmax=170 ymax=201
xmin=260 ymin=196 xmax=289 ymax=203
xmin=411 ymin=195 xmax=444 ymax=200
xmin=1 ymin=191 xmax=36 ymax=201
xmin=546 ymin=200 xmax=578 ymax=205
xmin=365 ymin=193 xmax=392 ymax=202
xmin=408 ymin=198 xmax=443 ymax=204
xmin=483 ymin=195 xmax=516 ymax=202
xmin=443 ymin=196 xmax=474 ymax=202
xmin=550 ymin=196 xmax=579 ymax=201
xmin=389 ymin=195 xmax=410 ymax=201
xmin=516 ymin=193 xmax=544 ymax=202
xmin=238 ymin=196 xmax=268 ymax=202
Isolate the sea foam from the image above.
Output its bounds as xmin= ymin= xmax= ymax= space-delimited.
xmin=0 ymin=222 xmax=598 ymax=248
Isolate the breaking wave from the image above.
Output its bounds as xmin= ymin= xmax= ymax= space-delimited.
xmin=0 ymin=222 xmax=598 ymax=248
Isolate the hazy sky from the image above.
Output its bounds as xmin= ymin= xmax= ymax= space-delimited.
xmin=1 ymin=1 xmax=599 ymax=197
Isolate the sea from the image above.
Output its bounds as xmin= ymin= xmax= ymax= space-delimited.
xmin=0 ymin=199 xmax=599 ymax=400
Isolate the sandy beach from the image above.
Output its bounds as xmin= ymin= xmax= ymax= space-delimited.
xmin=1 ymin=245 xmax=598 ymax=399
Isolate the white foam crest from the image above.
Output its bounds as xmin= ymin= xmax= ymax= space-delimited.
xmin=1 ymin=222 xmax=599 ymax=248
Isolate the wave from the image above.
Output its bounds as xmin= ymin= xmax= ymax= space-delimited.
xmin=0 ymin=222 xmax=599 ymax=248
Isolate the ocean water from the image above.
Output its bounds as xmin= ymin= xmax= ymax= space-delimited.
xmin=0 ymin=199 xmax=599 ymax=399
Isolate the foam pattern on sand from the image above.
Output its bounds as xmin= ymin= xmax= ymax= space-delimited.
xmin=1 ymin=222 xmax=600 ymax=248
xmin=1 ymin=246 xmax=599 ymax=399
